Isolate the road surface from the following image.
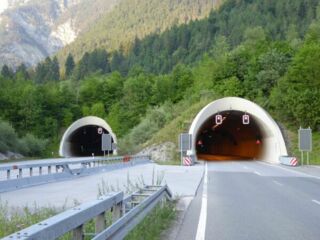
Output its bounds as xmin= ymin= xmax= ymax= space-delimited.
xmin=176 ymin=161 xmax=320 ymax=240
xmin=0 ymin=162 xmax=203 ymax=208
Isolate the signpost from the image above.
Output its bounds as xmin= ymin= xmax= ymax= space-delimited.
xmin=179 ymin=133 xmax=192 ymax=166
xmin=102 ymin=134 xmax=112 ymax=157
xmin=299 ymin=127 xmax=312 ymax=165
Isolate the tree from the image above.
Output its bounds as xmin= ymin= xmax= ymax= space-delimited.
xmin=50 ymin=57 xmax=60 ymax=81
xmin=16 ymin=64 xmax=30 ymax=80
xmin=65 ymin=53 xmax=75 ymax=78
xmin=1 ymin=65 xmax=13 ymax=79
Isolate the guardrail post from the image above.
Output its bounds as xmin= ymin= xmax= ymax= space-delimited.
xmin=29 ymin=167 xmax=33 ymax=177
xmin=48 ymin=166 xmax=51 ymax=174
xmin=19 ymin=169 xmax=22 ymax=178
xmin=39 ymin=166 xmax=42 ymax=175
xmin=112 ymin=203 xmax=122 ymax=221
xmin=95 ymin=212 xmax=106 ymax=234
xmin=72 ymin=225 xmax=84 ymax=240
xmin=6 ymin=170 xmax=10 ymax=179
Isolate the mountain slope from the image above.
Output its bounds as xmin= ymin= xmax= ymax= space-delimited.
xmin=57 ymin=0 xmax=222 ymax=63
xmin=0 ymin=0 xmax=120 ymax=68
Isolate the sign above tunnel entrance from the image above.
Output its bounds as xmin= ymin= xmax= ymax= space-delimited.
xmin=215 ymin=114 xmax=223 ymax=125
xmin=242 ymin=114 xmax=250 ymax=125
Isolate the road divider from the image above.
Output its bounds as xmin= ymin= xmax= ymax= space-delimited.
xmin=279 ymin=156 xmax=298 ymax=167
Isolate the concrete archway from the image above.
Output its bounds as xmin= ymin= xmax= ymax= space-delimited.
xmin=188 ymin=97 xmax=287 ymax=163
xmin=59 ymin=116 xmax=117 ymax=157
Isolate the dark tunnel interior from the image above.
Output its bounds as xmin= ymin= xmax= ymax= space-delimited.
xmin=68 ymin=125 xmax=114 ymax=157
xmin=196 ymin=111 xmax=264 ymax=161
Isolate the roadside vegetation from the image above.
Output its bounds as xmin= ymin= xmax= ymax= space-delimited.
xmin=0 ymin=168 xmax=175 ymax=239
xmin=0 ymin=0 xmax=319 ymax=162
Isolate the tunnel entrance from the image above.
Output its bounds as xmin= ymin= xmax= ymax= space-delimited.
xmin=188 ymin=97 xmax=288 ymax=163
xmin=68 ymin=125 xmax=114 ymax=157
xmin=59 ymin=116 xmax=118 ymax=157
xmin=196 ymin=111 xmax=263 ymax=161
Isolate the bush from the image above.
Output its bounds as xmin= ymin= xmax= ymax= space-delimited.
xmin=19 ymin=134 xmax=48 ymax=157
xmin=0 ymin=121 xmax=19 ymax=153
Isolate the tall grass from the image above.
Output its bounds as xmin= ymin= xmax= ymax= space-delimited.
xmin=0 ymin=201 xmax=60 ymax=238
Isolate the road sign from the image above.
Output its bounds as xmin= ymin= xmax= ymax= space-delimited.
xmin=215 ymin=114 xmax=223 ymax=125
xmin=179 ymin=133 xmax=192 ymax=151
xmin=98 ymin=127 xmax=103 ymax=134
xmin=299 ymin=128 xmax=312 ymax=151
xmin=102 ymin=134 xmax=112 ymax=151
xmin=242 ymin=114 xmax=250 ymax=125
xmin=112 ymin=142 xmax=117 ymax=151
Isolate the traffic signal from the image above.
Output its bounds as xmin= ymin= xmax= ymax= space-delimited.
xmin=215 ymin=114 xmax=223 ymax=125
xmin=242 ymin=114 xmax=250 ymax=125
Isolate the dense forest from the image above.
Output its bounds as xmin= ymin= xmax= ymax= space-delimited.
xmin=57 ymin=0 xmax=222 ymax=63
xmin=0 ymin=0 xmax=320 ymax=158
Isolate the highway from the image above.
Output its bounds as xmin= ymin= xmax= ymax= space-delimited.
xmin=176 ymin=161 xmax=320 ymax=240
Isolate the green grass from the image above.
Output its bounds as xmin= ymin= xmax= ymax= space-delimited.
xmin=125 ymin=200 xmax=177 ymax=240
xmin=0 ymin=202 xmax=60 ymax=238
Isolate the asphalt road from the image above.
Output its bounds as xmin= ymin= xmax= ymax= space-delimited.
xmin=176 ymin=161 xmax=320 ymax=240
xmin=0 ymin=163 xmax=203 ymax=208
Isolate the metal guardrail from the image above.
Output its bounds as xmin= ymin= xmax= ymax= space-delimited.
xmin=2 ymin=185 xmax=172 ymax=240
xmin=0 ymin=155 xmax=150 ymax=193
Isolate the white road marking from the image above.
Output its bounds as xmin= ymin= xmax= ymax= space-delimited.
xmin=196 ymin=162 xmax=208 ymax=240
xmin=254 ymin=171 xmax=262 ymax=176
xmin=243 ymin=166 xmax=249 ymax=170
xmin=312 ymin=200 xmax=320 ymax=205
xmin=273 ymin=180 xmax=283 ymax=186
xmin=256 ymin=161 xmax=320 ymax=180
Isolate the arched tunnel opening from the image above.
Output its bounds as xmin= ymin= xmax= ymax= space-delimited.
xmin=67 ymin=125 xmax=114 ymax=157
xmin=196 ymin=111 xmax=264 ymax=161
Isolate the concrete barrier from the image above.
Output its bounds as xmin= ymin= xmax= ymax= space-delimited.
xmin=279 ymin=156 xmax=298 ymax=166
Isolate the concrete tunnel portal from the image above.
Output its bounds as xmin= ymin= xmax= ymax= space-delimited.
xmin=188 ymin=97 xmax=288 ymax=163
xmin=59 ymin=116 xmax=117 ymax=157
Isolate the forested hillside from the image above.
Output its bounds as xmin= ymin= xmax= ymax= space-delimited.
xmin=0 ymin=0 xmax=319 ymax=162
xmin=57 ymin=0 xmax=222 ymax=64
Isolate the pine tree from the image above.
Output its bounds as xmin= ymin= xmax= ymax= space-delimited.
xmin=1 ymin=65 xmax=13 ymax=79
xmin=65 ymin=53 xmax=75 ymax=78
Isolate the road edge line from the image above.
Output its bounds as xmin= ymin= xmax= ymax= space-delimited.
xmin=195 ymin=161 xmax=208 ymax=240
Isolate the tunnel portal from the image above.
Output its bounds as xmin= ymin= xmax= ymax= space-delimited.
xmin=196 ymin=111 xmax=263 ymax=161
xmin=67 ymin=125 xmax=113 ymax=157
xmin=59 ymin=116 xmax=117 ymax=157
xmin=188 ymin=97 xmax=288 ymax=163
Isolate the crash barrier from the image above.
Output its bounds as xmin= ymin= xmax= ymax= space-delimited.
xmin=2 ymin=185 xmax=172 ymax=240
xmin=0 ymin=155 xmax=150 ymax=193
xmin=279 ymin=156 xmax=298 ymax=166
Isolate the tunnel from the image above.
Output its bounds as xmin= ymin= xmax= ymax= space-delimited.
xmin=188 ymin=97 xmax=287 ymax=163
xmin=59 ymin=116 xmax=117 ymax=157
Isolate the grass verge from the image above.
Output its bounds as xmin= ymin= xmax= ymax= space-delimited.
xmin=125 ymin=200 xmax=177 ymax=240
